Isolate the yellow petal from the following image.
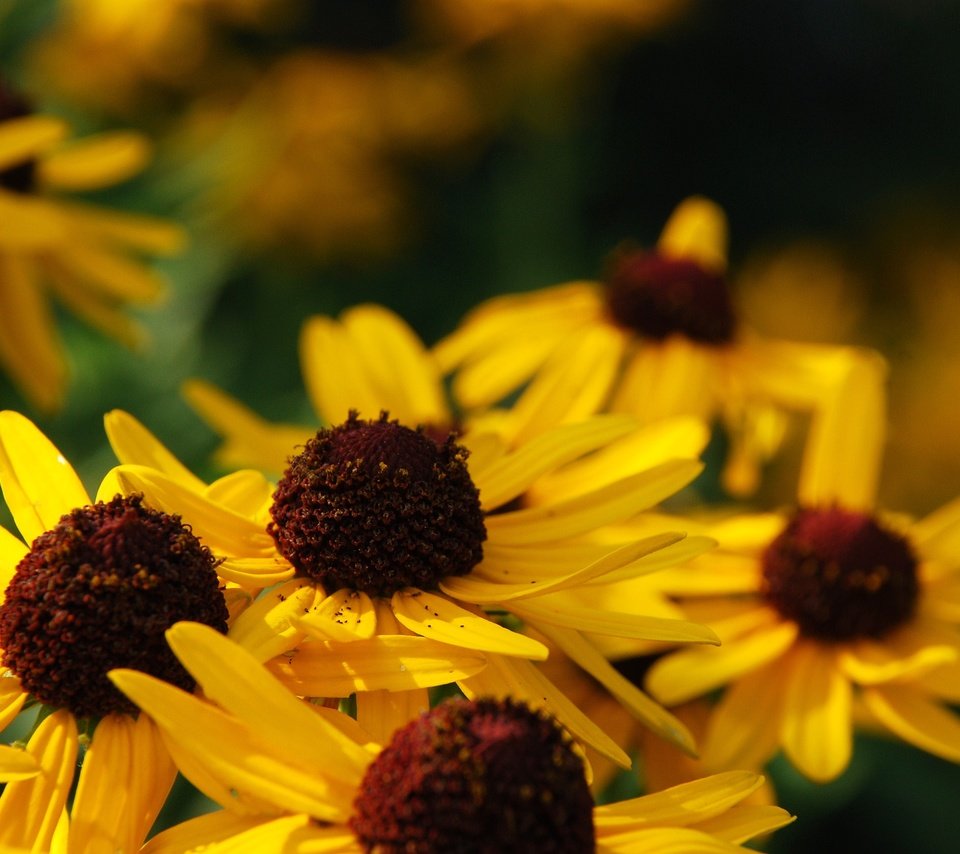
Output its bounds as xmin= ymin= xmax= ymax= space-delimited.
xmin=217 ymin=557 xmax=295 ymax=588
xmin=837 ymin=638 xmax=956 ymax=686
xmin=141 ymin=812 xmax=275 ymax=854
xmin=780 ymin=642 xmax=852 ymax=782
xmin=0 ymin=524 xmax=27 ymax=589
xmin=474 ymin=415 xmax=639 ymax=510
xmin=108 ymin=669 xmax=355 ymax=821
xmin=0 ymin=410 xmax=89 ymax=541
xmin=166 ymin=622 xmax=372 ymax=780
xmin=393 ymin=589 xmax=548 ymax=658
xmin=0 ymin=116 xmax=67 ymax=171
xmin=484 ymin=460 xmax=703 ymax=545
xmin=657 ymin=196 xmax=728 ymax=271
xmin=646 ymin=619 xmax=798 ymax=706
xmin=862 ymin=684 xmax=960 ymax=762
xmin=47 ymin=244 xmax=166 ymax=303
xmin=356 ymin=689 xmax=428 ymax=746
xmin=37 ymin=132 xmax=149 ymax=191
xmin=201 ymin=814 xmax=357 ymax=854
xmin=0 ymin=677 xmax=27 ymax=731
xmin=294 ymin=589 xmax=378 ymax=642
xmin=204 ymin=470 xmax=274 ymax=517
xmin=104 ymin=410 xmax=207 ymax=491
xmin=228 ymin=579 xmax=317 ymax=662
xmin=267 ymin=634 xmax=488 ymax=695
xmin=695 ymin=804 xmax=796 ymax=845
xmin=0 ymin=710 xmax=77 ymax=851
xmin=594 ymin=826 xmax=744 ymax=853
xmin=69 ymin=713 xmax=177 ymax=854
xmin=54 ymin=201 xmax=185 ymax=254
xmin=46 ymin=270 xmax=145 ymax=348
xmin=459 ymin=653 xmax=630 ymax=768
xmin=0 ymin=744 xmax=38 ymax=782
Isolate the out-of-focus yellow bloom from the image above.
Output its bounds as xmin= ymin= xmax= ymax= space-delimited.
xmin=0 ymin=83 xmax=183 ymax=411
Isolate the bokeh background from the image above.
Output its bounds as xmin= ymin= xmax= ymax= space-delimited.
xmin=2 ymin=0 xmax=960 ymax=849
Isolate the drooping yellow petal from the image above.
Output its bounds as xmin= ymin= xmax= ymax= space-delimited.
xmin=0 ymin=257 xmax=66 ymax=412
xmin=459 ymin=653 xmax=630 ymax=768
xmin=69 ymin=713 xmax=178 ymax=854
xmin=657 ymin=196 xmax=728 ymax=272
xmin=0 ymin=115 xmax=67 ymax=170
xmin=535 ymin=623 xmax=698 ymax=757
xmin=295 ymin=588 xmax=378 ymax=642
xmin=104 ymin=410 xmax=207 ymax=491
xmin=687 ymin=804 xmax=796 ymax=846
xmin=862 ymin=684 xmax=960 ymax=762
xmin=646 ymin=619 xmax=798 ymax=706
xmin=780 ymin=642 xmax=852 ymax=782
xmin=228 ymin=579 xmax=317 ymax=662
xmin=165 ymin=622 xmax=373 ymax=780
xmin=356 ymin=688 xmax=428 ymax=746
xmin=0 ymin=710 xmax=77 ymax=852
xmin=392 ymin=589 xmax=548 ymax=659
xmin=109 ymin=669 xmax=355 ymax=822
xmin=0 ymin=744 xmax=38 ymax=782
xmin=341 ymin=304 xmax=449 ymax=426
xmin=0 ymin=410 xmax=89 ymax=541
xmin=268 ymin=635 xmax=488 ymax=695
xmin=474 ymin=415 xmax=639 ymax=510
xmin=141 ymin=812 xmax=276 ymax=854
xmin=114 ymin=466 xmax=275 ymax=557
xmin=37 ymin=132 xmax=149 ymax=191
xmin=483 ymin=460 xmax=702 ymax=545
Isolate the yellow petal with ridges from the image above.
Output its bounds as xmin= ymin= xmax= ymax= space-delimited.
xmin=0 ymin=410 xmax=89 ymax=542
xmin=0 ymin=115 xmax=67 ymax=170
xmin=204 ymin=470 xmax=274 ymax=517
xmin=37 ymin=132 xmax=149 ymax=191
xmin=166 ymin=622 xmax=372 ymax=779
xmin=0 ymin=710 xmax=77 ymax=851
xmin=646 ymin=619 xmax=798 ymax=706
xmin=294 ymin=589 xmax=377 ymax=642
xmin=696 ymin=804 xmax=796 ymax=845
xmin=0 ymin=744 xmax=38 ymax=782
xmin=474 ymin=415 xmax=639 ymax=510
xmin=862 ymin=684 xmax=960 ymax=762
xmin=109 ymin=669 xmax=355 ymax=821
xmin=484 ymin=460 xmax=703 ymax=545
xmin=392 ymin=589 xmax=548 ymax=659
xmin=202 ymin=815 xmax=358 ymax=854
xmin=596 ymin=826 xmax=744 ymax=853
xmin=459 ymin=654 xmax=630 ymax=768
xmin=267 ymin=635 xmax=487 ymax=695
xmin=0 ymin=677 xmax=27 ymax=731
xmin=228 ymin=580 xmax=317 ymax=662
xmin=141 ymin=812 xmax=274 ymax=854
xmin=104 ymin=410 xmax=206 ymax=491
xmin=0 ymin=525 xmax=27 ymax=586
xmin=218 ymin=557 xmax=295 ymax=587
xmin=781 ymin=642 xmax=852 ymax=782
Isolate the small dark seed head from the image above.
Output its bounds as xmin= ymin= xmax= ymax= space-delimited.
xmin=605 ymin=249 xmax=736 ymax=345
xmin=268 ymin=412 xmax=486 ymax=598
xmin=761 ymin=506 xmax=920 ymax=642
xmin=350 ymin=697 xmax=596 ymax=853
xmin=0 ymin=494 xmax=228 ymax=718
xmin=0 ymin=79 xmax=37 ymax=194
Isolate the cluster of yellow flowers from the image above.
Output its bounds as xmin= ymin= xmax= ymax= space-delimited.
xmin=1 ymin=5 xmax=959 ymax=852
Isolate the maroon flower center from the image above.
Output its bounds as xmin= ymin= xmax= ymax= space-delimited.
xmin=605 ymin=249 xmax=736 ymax=345
xmin=0 ymin=495 xmax=228 ymax=718
xmin=761 ymin=506 xmax=919 ymax=641
xmin=0 ymin=80 xmax=37 ymax=194
xmin=268 ymin=412 xmax=486 ymax=598
xmin=350 ymin=697 xmax=595 ymax=852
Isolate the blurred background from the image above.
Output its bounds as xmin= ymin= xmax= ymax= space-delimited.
xmin=1 ymin=0 xmax=960 ymax=849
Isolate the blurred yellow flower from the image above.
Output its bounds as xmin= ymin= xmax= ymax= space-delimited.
xmin=0 ymin=83 xmax=183 ymax=411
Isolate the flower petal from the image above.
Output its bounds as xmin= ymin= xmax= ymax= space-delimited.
xmin=228 ymin=579 xmax=317 ymax=662
xmin=657 ymin=196 xmax=728 ymax=271
xmin=356 ymin=688 xmax=429 ymax=746
xmin=692 ymin=804 xmax=796 ymax=846
xmin=104 ymin=410 xmax=207 ymax=491
xmin=37 ymin=132 xmax=149 ymax=191
xmin=141 ymin=812 xmax=277 ymax=854
xmin=0 ymin=744 xmax=38 ymax=782
xmin=0 ymin=116 xmax=67 ymax=170
xmin=862 ymin=684 xmax=960 ymax=762
xmin=295 ymin=589 xmax=378 ymax=642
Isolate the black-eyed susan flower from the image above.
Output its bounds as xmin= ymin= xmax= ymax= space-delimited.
xmin=642 ymin=369 xmax=960 ymax=782
xmin=0 ymin=411 xmax=227 ymax=851
xmin=434 ymin=195 xmax=886 ymax=496
xmin=111 ymin=622 xmax=795 ymax=853
xmin=0 ymin=80 xmax=183 ymax=412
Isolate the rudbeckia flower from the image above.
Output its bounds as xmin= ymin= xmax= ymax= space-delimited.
xmin=434 ymin=195 xmax=884 ymax=495
xmin=0 ymin=81 xmax=183 ymax=411
xmin=112 ymin=622 xmax=795 ymax=853
xmin=643 ymin=371 xmax=960 ymax=781
xmin=0 ymin=411 xmax=228 ymax=852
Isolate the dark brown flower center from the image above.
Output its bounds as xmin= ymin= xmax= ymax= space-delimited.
xmin=605 ymin=249 xmax=736 ymax=345
xmin=350 ymin=697 xmax=595 ymax=853
xmin=268 ymin=412 xmax=486 ymax=598
xmin=0 ymin=495 xmax=228 ymax=718
xmin=0 ymin=80 xmax=37 ymax=194
xmin=761 ymin=507 xmax=919 ymax=642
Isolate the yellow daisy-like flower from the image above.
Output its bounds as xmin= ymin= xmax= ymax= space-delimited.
xmin=642 ymin=378 xmax=960 ymax=782
xmin=434 ymin=195 xmax=885 ymax=496
xmin=112 ymin=622 xmax=795 ymax=853
xmin=0 ymin=411 xmax=229 ymax=852
xmin=0 ymin=81 xmax=183 ymax=411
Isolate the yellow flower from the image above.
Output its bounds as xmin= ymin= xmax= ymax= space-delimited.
xmin=435 ymin=195 xmax=885 ymax=496
xmin=643 ymin=374 xmax=960 ymax=781
xmin=112 ymin=622 xmax=795 ymax=853
xmin=0 ymin=82 xmax=183 ymax=411
xmin=0 ymin=411 xmax=228 ymax=852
